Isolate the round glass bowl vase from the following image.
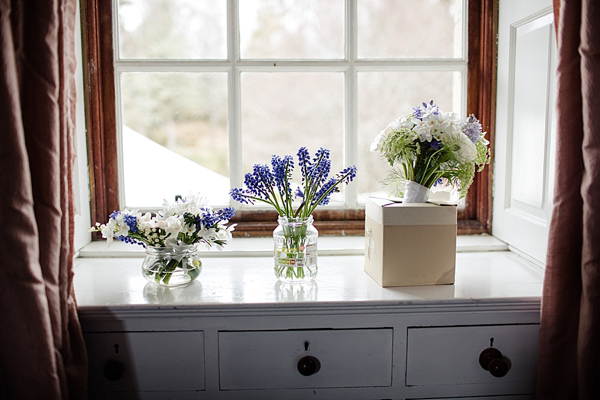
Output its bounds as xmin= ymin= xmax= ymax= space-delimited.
xmin=141 ymin=244 xmax=202 ymax=287
xmin=273 ymin=215 xmax=318 ymax=283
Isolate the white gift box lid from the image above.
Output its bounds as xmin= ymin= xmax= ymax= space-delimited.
xmin=366 ymin=197 xmax=457 ymax=226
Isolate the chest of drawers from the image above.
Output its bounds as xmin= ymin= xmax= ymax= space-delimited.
xmin=75 ymin=252 xmax=543 ymax=399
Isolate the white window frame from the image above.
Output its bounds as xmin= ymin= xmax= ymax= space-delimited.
xmin=492 ymin=0 xmax=556 ymax=265
xmin=74 ymin=0 xmax=92 ymax=252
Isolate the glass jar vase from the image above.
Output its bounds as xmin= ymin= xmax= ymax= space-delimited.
xmin=273 ymin=215 xmax=318 ymax=283
xmin=141 ymin=244 xmax=202 ymax=287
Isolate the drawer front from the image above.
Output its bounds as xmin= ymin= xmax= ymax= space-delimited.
xmin=406 ymin=324 xmax=539 ymax=386
xmin=219 ymin=329 xmax=393 ymax=390
xmin=411 ymin=397 xmax=534 ymax=400
xmin=85 ymin=331 xmax=205 ymax=392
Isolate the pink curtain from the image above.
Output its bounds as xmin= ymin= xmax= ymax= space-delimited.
xmin=0 ymin=1 xmax=87 ymax=398
xmin=537 ymin=0 xmax=600 ymax=398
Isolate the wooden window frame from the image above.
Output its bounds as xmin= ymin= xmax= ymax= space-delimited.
xmin=81 ymin=0 xmax=496 ymax=237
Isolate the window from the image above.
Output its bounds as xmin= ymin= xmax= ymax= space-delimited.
xmin=81 ymin=0 xmax=495 ymax=236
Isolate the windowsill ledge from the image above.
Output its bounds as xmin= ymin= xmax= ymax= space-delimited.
xmin=73 ymin=249 xmax=542 ymax=311
xmin=77 ymin=234 xmax=509 ymax=259
xmin=74 ymin=235 xmax=544 ymax=312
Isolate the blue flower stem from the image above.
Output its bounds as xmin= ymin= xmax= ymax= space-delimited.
xmin=306 ymin=169 xmax=354 ymax=215
xmin=305 ymin=152 xmax=327 ymax=204
xmin=259 ymin=173 xmax=285 ymax=214
xmin=239 ymin=193 xmax=281 ymax=212
xmin=294 ymin=200 xmax=307 ymax=218
xmin=284 ymin=160 xmax=294 ymax=215
xmin=155 ymin=259 xmax=180 ymax=285
xmin=277 ymin=221 xmax=309 ymax=280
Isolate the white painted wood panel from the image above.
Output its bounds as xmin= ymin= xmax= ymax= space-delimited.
xmin=218 ymin=329 xmax=393 ymax=389
xmin=85 ymin=331 xmax=205 ymax=393
xmin=510 ymin=15 xmax=553 ymax=210
xmin=418 ymin=397 xmax=534 ymax=400
xmin=406 ymin=324 xmax=539 ymax=387
xmin=493 ymin=0 xmax=556 ymax=264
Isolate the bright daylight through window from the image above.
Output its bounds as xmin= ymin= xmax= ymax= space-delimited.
xmin=114 ymin=0 xmax=467 ymax=211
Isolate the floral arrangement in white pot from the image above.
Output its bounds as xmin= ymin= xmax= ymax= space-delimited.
xmin=370 ymin=100 xmax=490 ymax=202
xmin=90 ymin=193 xmax=236 ymax=286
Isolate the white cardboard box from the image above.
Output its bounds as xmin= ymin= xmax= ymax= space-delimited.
xmin=364 ymin=197 xmax=457 ymax=287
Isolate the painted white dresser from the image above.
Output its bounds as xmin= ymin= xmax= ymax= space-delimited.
xmin=74 ymin=251 xmax=543 ymax=399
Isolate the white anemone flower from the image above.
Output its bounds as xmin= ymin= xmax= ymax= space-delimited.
xmin=100 ymin=213 xmax=128 ymax=245
xmin=370 ymin=115 xmax=415 ymax=152
xmin=370 ymin=120 xmax=397 ymax=152
xmin=412 ymin=109 xmax=447 ymax=142
xmin=194 ymin=227 xmax=217 ymax=249
xmin=217 ymin=222 xmax=235 ymax=240
xmin=159 ymin=215 xmax=184 ymax=239
xmin=443 ymin=131 xmax=477 ymax=162
xmin=113 ymin=213 xmax=130 ymax=237
xmin=162 ymin=193 xmax=209 ymax=218
xmin=458 ymin=134 xmax=477 ymax=162
xmin=410 ymin=117 xmax=432 ymax=142
xmin=440 ymin=112 xmax=461 ymax=136
xmin=396 ymin=114 xmax=415 ymax=130
xmin=101 ymin=223 xmax=115 ymax=245
xmin=137 ymin=212 xmax=156 ymax=233
xmin=212 ymin=223 xmax=236 ymax=250
xmin=180 ymin=222 xmax=196 ymax=236
xmin=370 ymin=131 xmax=385 ymax=152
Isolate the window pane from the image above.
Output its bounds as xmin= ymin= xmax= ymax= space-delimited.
xmin=120 ymin=73 xmax=229 ymax=207
xmin=357 ymin=0 xmax=463 ymax=59
xmin=240 ymin=0 xmax=345 ymax=59
xmin=357 ymin=71 xmax=463 ymax=201
xmin=241 ymin=72 xmax=345 ymax=202
xmin=117 ymin=0 xmax=227 ymax=59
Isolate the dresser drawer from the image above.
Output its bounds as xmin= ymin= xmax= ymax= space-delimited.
xmin=406 ymin=324 xmax=539 ymax=387
xmin=411 ymin=396 xmax=534 ymax=400
xmin=85 ymin=331 xmax=205 ymax=393
xmin=219 ymin=329 xmax=393 ymax=390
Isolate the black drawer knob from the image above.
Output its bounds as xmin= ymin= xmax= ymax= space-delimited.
xmin=297 ymin=355 xmax=321 ymax=376
xmin=103 ymin=360 xmax=126 ymax=381
xmin=479 ymin=347 xmax=510 ymax=378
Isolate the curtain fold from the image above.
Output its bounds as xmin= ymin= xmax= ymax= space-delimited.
xmin=0 ymin=0 xmax=87 ymax=398
xmin=537 ymin=0 xmax=600 ymax=398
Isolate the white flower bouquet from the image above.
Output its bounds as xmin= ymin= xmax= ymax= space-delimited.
xmin=90 ymin=193 xmax=236 ymax=285
xmin=370 ymin=101 xmax=490 ymax=201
